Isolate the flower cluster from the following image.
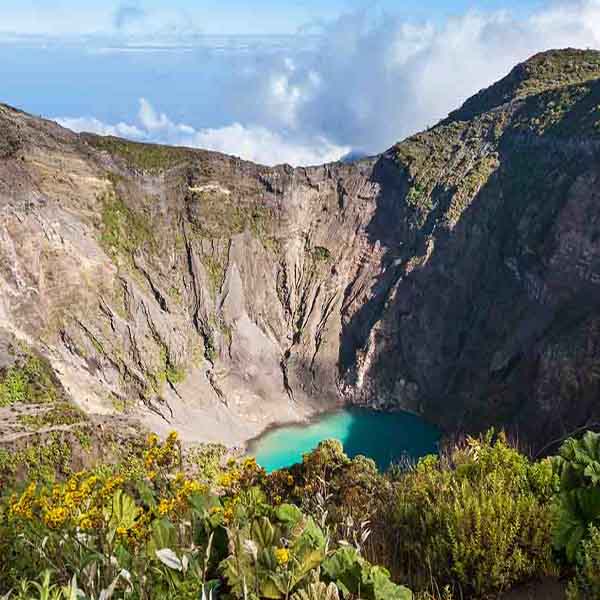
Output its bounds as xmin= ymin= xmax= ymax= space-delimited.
xmin=264 ymin=469 xmax=297 ymax=505
xmin=144 ymin=431 xmax=180 ymax=473
xmin=217 ymin=456 xmax=264 ymax=495
xmin=9 ymin=471 xmax=115 ymax=530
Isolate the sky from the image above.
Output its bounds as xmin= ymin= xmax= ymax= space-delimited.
xmin=0 ymin=1 xmax=543 ymax=36
xmin=1 ymin=0 xmax=600 ymax=165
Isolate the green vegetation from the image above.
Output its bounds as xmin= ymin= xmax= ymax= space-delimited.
xmin=388 ymin=432 xmax=556 ymax=596
xmin=149 ymin=346 xmax=186 ymax=393
xmin=0 ymin=434 xmax=406 ymax=600
xmin=0 ymin=353 xmax=60 ymax=407
xmin=188 ymin=187 xmax=278 ymax=251
xmin=550 ymin=431 xmax=600 ymax=599
xmin=0 ymin=432 xmax=73 ymax=482
xmin=17 ymin=403 xmax=87 ymax=430
xmin=448 ymin=49 xmax=600 ymax=123
xmin=446 ymin=154 xmax=500 ymax=225
xmin=552 ymin=431 xmax=600 ymax=561
xmin=201 ymin=253 xmax=227 ymax=298
xmin=513 ymin=50 xmax=600 ymax=99
xmin=186 ymin=443 xmax=228 ymax=483
xmin=83 ymin=134 xmax=193 ymax=174
xmin=405 ymin=182 xmax=429 ymax=209
xmin=568 ymin=525 xmax=600 ymax=599
xmin=310 ymin=245 xmax=332 ymax=263
xmin=5 ymin=422 xmax=600 ymax=598
xmin=100 ymin=192 xmax=155 ymax=262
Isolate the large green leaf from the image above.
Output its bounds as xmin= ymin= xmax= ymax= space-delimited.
xmin=291 ymin=582 xmax=340 ymax=600
xmin=251 ymin=517 xmax=276 ymax=548
xmin=364 ymin=566 xmax=413 ymax=600
xmin=104 ymin=490 xmax=138 ymax=541
xmin=322 ymin=547 xmax=363 ymax=596
xmin=556 ymin=432 xmax=600 ymax=490
xmin=553 ymin=488 xmax=600 ymax=562
xmin=275 ymin=503 xmax=303 ymax=527
xmin=322 ymin=547 xmax=413 ymax=600
xmin=149 ymin=518 xmax=178 ymax=553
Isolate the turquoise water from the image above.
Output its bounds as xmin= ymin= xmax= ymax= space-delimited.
xmin=248 ymin=408 xmax=440 ymax=472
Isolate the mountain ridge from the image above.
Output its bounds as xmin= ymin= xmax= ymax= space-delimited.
xmin=2 ymin=48 xmax=600 ymax=453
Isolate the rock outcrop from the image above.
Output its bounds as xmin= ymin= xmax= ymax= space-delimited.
xmin=2 ymin=49 xmax=600 ymax=451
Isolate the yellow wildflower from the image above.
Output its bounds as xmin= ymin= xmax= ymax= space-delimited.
xmin=218 ymin=473 xmax=232 ymax=487
xmin=10 ymin=483 xmax=36 ymax=520
xmin=43 ymin=506 xmax=68 ymax=529
xmin=181 ymin=479 xmax=203 ymax=496
xmin=275 ymin=548 xmax=290 ymax=565
xmin=158 ymin=499 xmax=172 ymax=516
xmin=103 ymin=475 xmax=124 ymax=496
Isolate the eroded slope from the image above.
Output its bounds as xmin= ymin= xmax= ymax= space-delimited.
xmin=2 ymin=49 xmax=600 ymax=451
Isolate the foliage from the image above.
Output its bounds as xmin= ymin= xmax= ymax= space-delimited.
xmin=187 ymin=186 xmax=277 ymax=250
xmin=0 ymin=431 xmax=211 ymax=598
xmin=18 ymin=403 xmax=86 ymax=430
xmin=0 ymin=353 xmax=60 ymax=407
xmin=566 ymin=525 xmax=600 ymax=599
xmin=322 ymin=546 xmax=412 ymax=600
xmin=0 ymin=432 xmax=73 ymax=484
xmin=83 ymin=134 xmax=193 ymax=173
xmin=10 ymin=424 xmax=600 ymax=599
xmin=100 ymin=192 xmax=155 ymax=262
xmin=186 ymin=443 xmax=228 ymax=485
xmin=310 ymin=246 xmax=332 ymax=263
xmin=552 ymin=431 xmax=600 ymax=564
xmin=264 ymin=440 xmax=391 ymax=559
xmin=387 ymin=431 xmax=557 ymax=597
xmin=221 ymin=500 xmax=327 ymax=598
xmin=0 ymin=433 xmax=407 ymax=600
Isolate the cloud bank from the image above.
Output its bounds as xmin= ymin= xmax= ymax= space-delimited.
xmin=57 ymin=100 xmax=350 ymax=167
xmin=55 ymin=0 xmax=600 ymax=165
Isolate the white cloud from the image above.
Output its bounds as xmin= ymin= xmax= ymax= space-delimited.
xmin=56 ymin=99 xmax=350 ymax=167
xmin=205 ymin=0 xmax=600 ymax=155
xmin=52 ymin=0 xmax=600 ymax=163
xmin=55 ymin=116 xmax=145 ymax=139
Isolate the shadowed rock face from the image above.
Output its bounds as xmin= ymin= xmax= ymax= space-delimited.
xmin=2 ymin=48 xmax=600 ymax=450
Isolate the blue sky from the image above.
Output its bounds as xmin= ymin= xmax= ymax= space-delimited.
xmin=1 ymin=1 xmax=599 ymax=165
xmin=2 ymin=0 xmax=543 ymax=35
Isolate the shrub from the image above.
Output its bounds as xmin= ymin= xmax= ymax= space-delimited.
xmin=567 ymin=525 xmax=600 ymax=599
xmin=264 ymin=440 xmax=393 ymax=560
xmin=386 ymin=431 xmax=557 ymax=597
xmin=0 ymin=353 xmax=59 ymax=407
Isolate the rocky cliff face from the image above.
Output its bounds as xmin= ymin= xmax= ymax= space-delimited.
xmin=2 ymin=49 xmax=600 ymax=451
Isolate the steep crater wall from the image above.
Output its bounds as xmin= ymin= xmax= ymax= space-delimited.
xmin=3 ymin=49 xmax=600 ymax=451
